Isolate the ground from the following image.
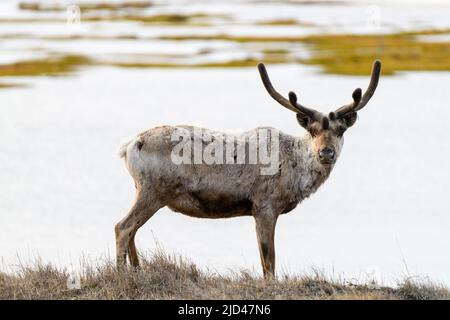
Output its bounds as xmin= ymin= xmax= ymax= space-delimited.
xmin=1 ymin=250 xmax=449 ymax=300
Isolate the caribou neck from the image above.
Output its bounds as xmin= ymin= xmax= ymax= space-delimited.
xmin=292 ymin=134 xmax=336 ymax=201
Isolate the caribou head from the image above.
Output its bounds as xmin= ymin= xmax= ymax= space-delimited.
xmin=258 ymin=60 xmax=381 ymax=166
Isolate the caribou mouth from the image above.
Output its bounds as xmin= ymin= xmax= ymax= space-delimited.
xmin=319 ymin=160 xmax=335 ymax=166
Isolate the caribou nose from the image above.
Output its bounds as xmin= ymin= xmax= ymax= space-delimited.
xmin=319 ymin=147 xmax=335 ymax=162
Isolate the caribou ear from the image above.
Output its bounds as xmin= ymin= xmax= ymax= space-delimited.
xmin=296 ymin=113 xmax=310 ymax=129
xmin=343 ymin=112 xmax=358 ymax=128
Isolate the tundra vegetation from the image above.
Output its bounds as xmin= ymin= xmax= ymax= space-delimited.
xmin=0 ymin=55 xmax=92 ymax=77
xmin=1 ymin=251 xmax=449 ymax=300
xmin=18 ymin=1 xmax=153 ymax=12
xmin=0 ymin=2 xmax=449 ymax=85
xmin=1 ymin=30 xmax=450 ymax=85
xmin=0 ymin=82 xmax=23 ymax=88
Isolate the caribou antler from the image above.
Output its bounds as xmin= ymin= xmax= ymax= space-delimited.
xmin=257 ymin=63 xmax=318 ymax=117
xmin=330 ymin=60 xmax=381 ymax=120
xmin=288 ymin=91 xmax=318 ymax=118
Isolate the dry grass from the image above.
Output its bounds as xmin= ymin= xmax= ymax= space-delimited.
xmin=112 ymin=56 xmax=290 ymax=69
xmin=302 ymin=33 xmax=450 ymax=75
xmin=1 ymin=29 xmax=450 ymax=78
xmin=1 ymin=250 xmax=448 ymax=300
xmin=158 ymin=31 xmax=450 ymax=75
xmin=0 ymin=82 xmax=25 ymax=89
xmin=157 ymin=34 xmax=307 ymax=43
xmin=19 ymin=1 xmax=152 ymax=12
xmin=16 ymin=2 xmax=225 ymax=26
xmin=256 ymin=19 xmax=301 ymax=26
xmin=0 ymin=55 xmax=92 ymax=77
xmin=11 ymin=1 xmax=450 ymax=75
xmin=81 ymin=13 xmax=225 ymax=26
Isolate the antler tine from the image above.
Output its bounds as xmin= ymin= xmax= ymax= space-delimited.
xmin=355 ymin=59 xmax=381 ymax=111
xmin=334 ymin=60 xmax=381 ymax=118
xmin=257 ymin=63 xmax=297 ymax=112
xmin=330 ymin=88 xmax=362 ymax=120
xmin=288 ymin=91 xmax=318 ymax=118
xmin=257 ymin=63 xmax=318 ymax=117
xmin=288 ymin=91 xmax=317 ymax=118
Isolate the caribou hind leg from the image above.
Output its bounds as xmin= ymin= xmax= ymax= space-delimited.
xmin=115 ymin=190 xmax=162 ymax=267
xmin=128 ymin=234 xmax=139 ymax=267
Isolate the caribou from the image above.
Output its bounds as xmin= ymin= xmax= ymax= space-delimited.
xmin=115 ymin=60 xmax=381 ymax=278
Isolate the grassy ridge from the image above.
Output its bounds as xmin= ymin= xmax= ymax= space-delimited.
xmin=1 ymin=251 xmax=449 ymax=300
xmin=302 ymin=34 xmax=450 ymax=75
xmin=0 ymin=30 xmax=450 ymax=84
xmin=158 ymin=32 xmax=450 ymax=75
xmin=0 ymin=82 xmax=23 ymax=88
xmin=19 ymin=1 xmax=153 ymax=12
xmin=10 ymin=1 xmax=450 ymax=76
xmin=0 ymin=55 xmax=92 ymax=77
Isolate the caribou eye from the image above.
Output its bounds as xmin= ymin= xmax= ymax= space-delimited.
xmin=337 ymin=126 xmax=346 ymax=137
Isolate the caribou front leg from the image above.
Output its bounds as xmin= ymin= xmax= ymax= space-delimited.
xmin=254 ymin=211 xmax=278 ymax=279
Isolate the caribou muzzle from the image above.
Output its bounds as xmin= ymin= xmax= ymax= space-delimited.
xmin=319 ymin=147 xmax=336 ymax=165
